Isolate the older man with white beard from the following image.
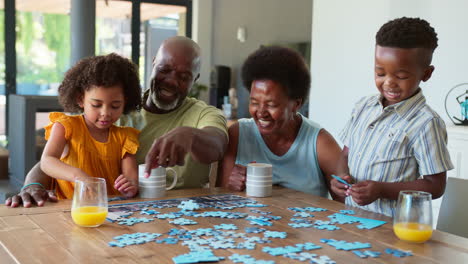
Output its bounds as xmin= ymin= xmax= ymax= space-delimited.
xmin=6 ymin=36 xmax=228 ymax=207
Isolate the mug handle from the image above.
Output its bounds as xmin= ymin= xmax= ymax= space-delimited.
xmin=165 ymin=168 xmax=178 ymax=190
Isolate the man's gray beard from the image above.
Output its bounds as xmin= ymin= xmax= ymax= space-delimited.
xmin=151 ymin=91 xmax=180 ymax=111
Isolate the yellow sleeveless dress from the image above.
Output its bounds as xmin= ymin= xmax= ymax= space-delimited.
xmin=44 ymin=112 xmax=140 ymax=199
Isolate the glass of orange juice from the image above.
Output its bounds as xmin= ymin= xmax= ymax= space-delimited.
xmin=393 ymin=191 xmax=432 ymax=243
xmin=71 ymin=177 xmax=108 ymax=227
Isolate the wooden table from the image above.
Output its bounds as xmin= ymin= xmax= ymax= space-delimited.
xmin=1 ymin=187 xmax=467 ymax=263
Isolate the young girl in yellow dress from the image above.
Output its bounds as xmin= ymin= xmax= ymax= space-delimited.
xmin=40 ymin=53 xmax=142 ymax=199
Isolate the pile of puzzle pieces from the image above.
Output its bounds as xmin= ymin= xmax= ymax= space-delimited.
xmin=106 ymin=194 xmax=413 ymax=264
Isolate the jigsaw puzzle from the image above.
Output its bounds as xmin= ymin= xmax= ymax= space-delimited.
xmin=105 ymin=194 xmax=409 ymax=264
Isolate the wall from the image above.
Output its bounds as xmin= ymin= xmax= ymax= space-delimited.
xmin=192 ymin=0 xmax=214 ymax=103
xmin=208 ymin=0 xmax=312 ymax=117
xmin=310 ymin=0 xmax=468 ymax=142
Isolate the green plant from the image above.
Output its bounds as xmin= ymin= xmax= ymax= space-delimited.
xmin=188 ymin=83 xmax=208 ymax=99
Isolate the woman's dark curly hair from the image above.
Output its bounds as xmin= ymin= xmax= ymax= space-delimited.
xmin=58 ymin=53 xmax=142 ymax=114
xmin=241 ymin=46 xmax=310 ymax=102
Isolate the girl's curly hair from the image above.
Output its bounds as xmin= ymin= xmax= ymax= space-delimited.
xmin=58 ymin=53 xmax=142 ymax=114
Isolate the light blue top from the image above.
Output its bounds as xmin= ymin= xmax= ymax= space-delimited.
xmin=235 ymin=114 xmax=328 ymax=197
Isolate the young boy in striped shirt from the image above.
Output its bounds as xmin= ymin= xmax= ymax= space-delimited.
xmin=331 ymin=17 xmax=453 ymax=216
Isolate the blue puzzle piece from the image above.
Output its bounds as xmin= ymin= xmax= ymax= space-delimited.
xmin=170 ymin=218 xmax=198 ymax=225
xmin=140 ymin=209 xmax=159 ymax=215
xmin=178 ymin=200 xmax=201 ymax=211
xmin=288 ymin=222 xmax=313 ymax=228
xmin=249 ymin=219 xmax=273 ymax=226
xmin=250 ymin=209 xmax=272 ymax=215
xmin=168 ymin=228 xmax=187 ymax=236
xmin=385 ymin=248 xmax=413 ymax=258
xmin=108 ymin=232 xmax=161 ymax=247
xmin=288 ymin=207 xmax=327 ymax=213
xmin=214 ymin=223 xmax=238 ymax=230
xmin=263 ymin=246 xmax=302 ymax=256
xmin=117 ymin=217 xmax=154 ymax=226
xmin=352 ymin=250 xmax=367 ymax=258
xmin=229 ymin=254 xmax=275 ymax=264
xmin=236 ymin=242 xmax=256 ymax=250
xmin=308 ymin=255 xmax=336 ymax=264
xmin=328 ymin=213 xmax=386 ymax=229
xmin=155 ymin=237 xmax=179 ymax=244
xmin=293 ymin=212 xmax=314 ymax=218
xmin=304 ymin=207 xmax=327 ymax=212
xmin=290 ymin=218 xmax=312 ymax=224
xmin=331 ymin=174 xmax=351 ymax=187
xmin=172 ymin=250 xmax=225 ymax=264
xmin=357 ymin=250 xmax=381 ymax=258
xmin=320 ymin=239 xmax=371 ymax=251
xmin=156 ymin=212 xmax=183 ymax=219
xmin=284 ymin=252 xmax=334 ymax=263
xmin=264 ymin=231 xmax=287 ymax=239
xmin=314 ymin=224 xmax=341 ymax=231
xmin=295 ymin=242 xmax=322 ymax=250
xmin=211 ymin=240 xmax=236 ymax=249
xmin=244 ymin=203 xmax=268 ymax=207
xmin=284 ymin=252 xmax=318 ymax=261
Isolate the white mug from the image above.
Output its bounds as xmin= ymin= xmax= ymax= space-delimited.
xmin=246 ymin=182 xmax=272 ymax=197
xmin=138 ymin=164 xmax=178 ymax=198
xmin=247 ymin=163 xmax=273 ymax=176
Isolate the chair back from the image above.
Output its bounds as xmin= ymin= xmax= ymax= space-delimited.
xmin=437 ymin=177 xmax=468 ymax=238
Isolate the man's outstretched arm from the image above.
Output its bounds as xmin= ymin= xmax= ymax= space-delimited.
xmin=5 ymin=162 xmax=57 ymax=208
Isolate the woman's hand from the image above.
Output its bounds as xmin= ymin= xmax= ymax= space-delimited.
xmin=114 ymin=175 xmax=138 ymax=198
xmin=227 ymin=164 xmax=247 ymax=191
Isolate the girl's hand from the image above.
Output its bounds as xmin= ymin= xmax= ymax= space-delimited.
xmin=348 ymin=180 xmax=382 ymax=206
xmin=330 ymin=174 xmax=353 ymax=201
xmin=114 ymin=175 xmax=138 ymax=198
xmin=227 ymin=164 xmax=247 ymax=191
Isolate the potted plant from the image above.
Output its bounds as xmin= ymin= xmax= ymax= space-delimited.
xmin=188 ymin=83 xmax=208 ymax=99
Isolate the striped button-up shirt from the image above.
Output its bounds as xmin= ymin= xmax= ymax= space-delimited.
xmin=340 ymin=89 xmax=453 ymax=216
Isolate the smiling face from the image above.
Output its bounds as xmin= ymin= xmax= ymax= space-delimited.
xmin=249 ymin=80 xmax=302 ymax=136
xmin=374 ymin=45 xmax=434 ymax=107
xmin=147 ymin=43 xmax=199 ymax=113
xmin=79 ymin=85 xmax=125 ymax=131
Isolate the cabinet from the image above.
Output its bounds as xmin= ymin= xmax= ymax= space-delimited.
xmin=8 ymin=95 xmax=62 ymax=190
xmin=432 ymin=124 xmax=468 ymax=227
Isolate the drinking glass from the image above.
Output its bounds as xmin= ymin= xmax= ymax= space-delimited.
xmin=393 ymin=191 xmax=433 ymax=243
xmin=71 ymin=177 xmax=108 ymax=227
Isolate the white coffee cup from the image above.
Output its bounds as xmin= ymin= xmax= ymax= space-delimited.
xmin=246 ymin=178 xmax=273 ymax=185
xmin=247 ymin=163 xmax=273 ymax=176
xmin=138 ymin=164 xmax=178 ymax=198
xmin=246 ymin=182 xmax=272 ymax=197
xmin=246 ymin=163 xmax=273 ymax=197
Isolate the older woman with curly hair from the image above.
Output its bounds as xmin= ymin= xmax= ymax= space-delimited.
xmin=219 ymin=46 xmax=341 ymax=198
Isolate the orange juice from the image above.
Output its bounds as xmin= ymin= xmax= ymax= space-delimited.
xmin=71 ymin=206 xmax=108 ymax=227
xmin=393 ymin=222 xmax=432 ymax=243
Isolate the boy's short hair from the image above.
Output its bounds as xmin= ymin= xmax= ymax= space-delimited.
xmin=376 ymin=17 xmax=438 ymax=64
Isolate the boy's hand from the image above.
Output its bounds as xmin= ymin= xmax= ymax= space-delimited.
xmin=330 ymin=174 xmax=352 ymax=201
xmin=114 ymin=175 xmax=138 ymax=198
xmin=227 ymin=164 xmax=247 ymax=191
xmin=348 ymin=180 xmax=382 ymax=206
